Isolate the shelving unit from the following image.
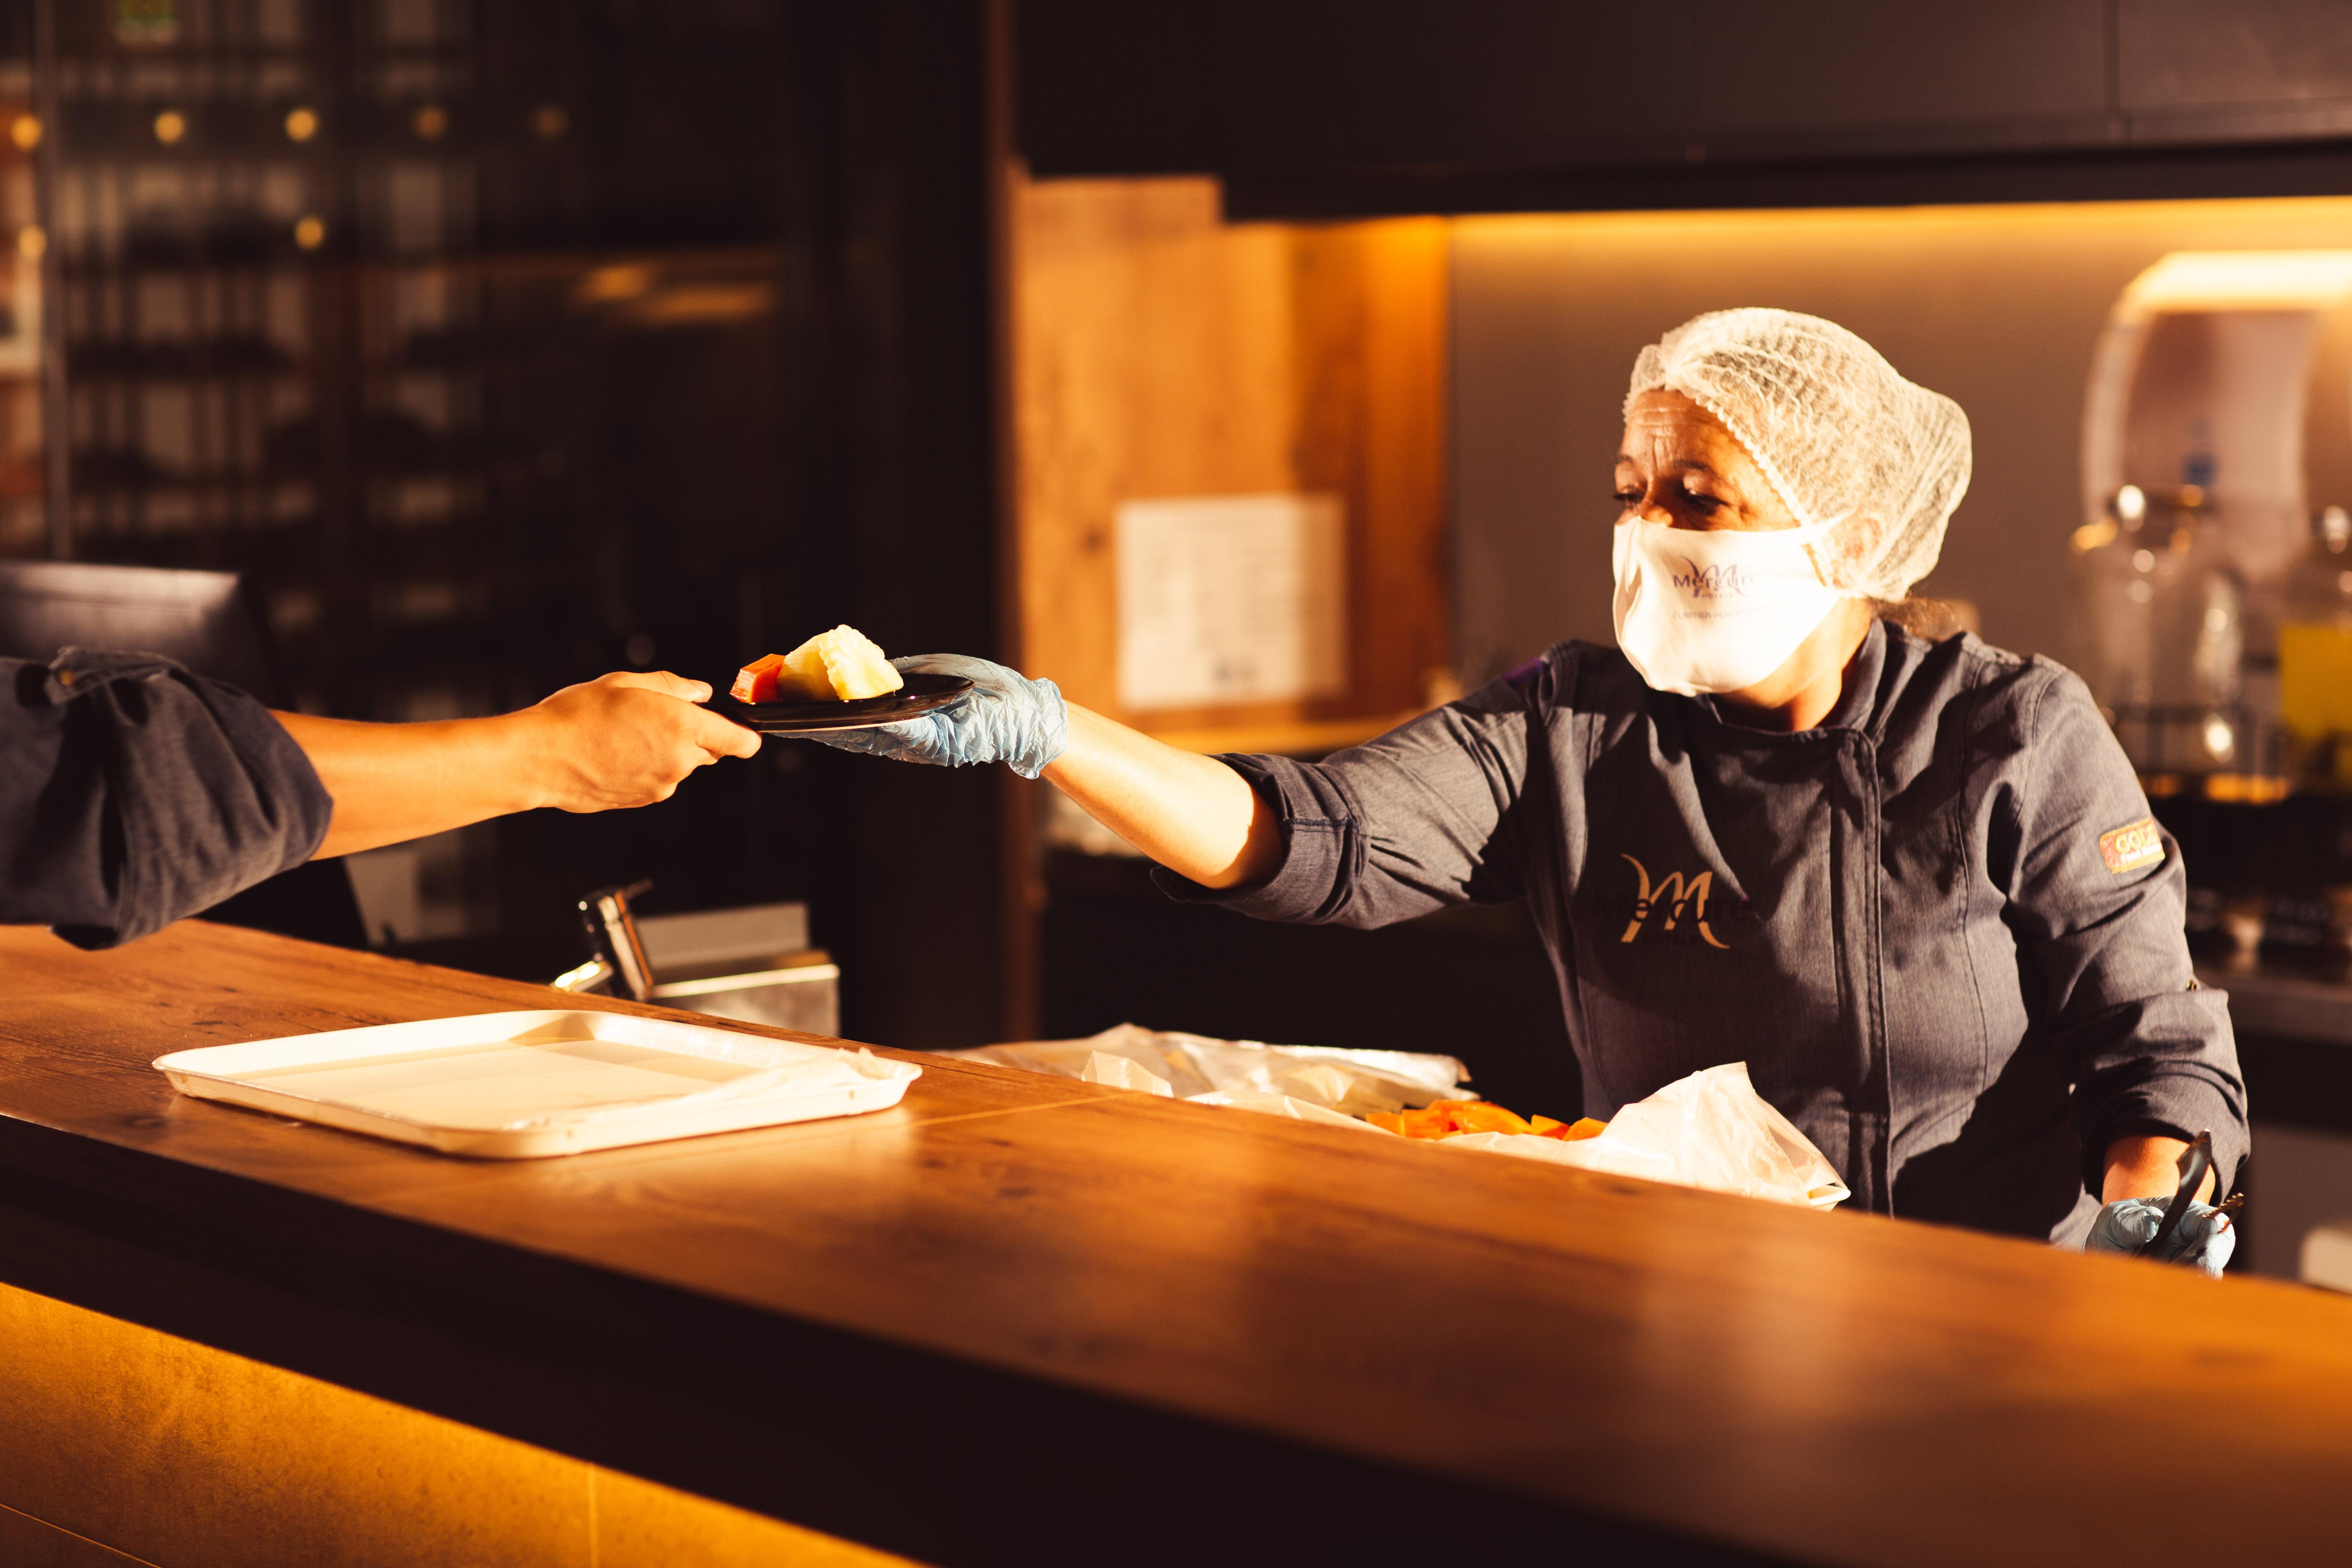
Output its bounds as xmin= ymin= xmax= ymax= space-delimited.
xmin=18 ymin=0 xmax=798 ymax=950
xmin=0 ymin=29 xmax=38 ymax=550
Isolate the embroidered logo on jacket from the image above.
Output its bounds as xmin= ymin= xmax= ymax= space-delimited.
xmin=1620 ymin=854 xmax=1729 ymax=949
xmin=2098 ymin=817 xmax=2165 ymax=875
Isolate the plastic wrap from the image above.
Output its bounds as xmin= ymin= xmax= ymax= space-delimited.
xmin=956 ymin=1029 xmax=1844 ymax=1209
xmin=1446 ymin=1063 xmax=1848 ymax=1209
xmin=1186 ymin=1089 xmax=1391 ymax=1131
xmin=948 ymin=1024 xmax=1472 ymax=1118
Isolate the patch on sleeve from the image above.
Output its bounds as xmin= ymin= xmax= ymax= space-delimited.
xmin=2098 ymin=817 xmax=2165 ymax=875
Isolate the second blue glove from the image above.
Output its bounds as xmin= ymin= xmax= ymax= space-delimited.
xmin=2084 ymin=1196 xmax=2235 ymax=1276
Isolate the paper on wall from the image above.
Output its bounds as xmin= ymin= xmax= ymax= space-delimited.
xmin=1115 ymin=492 xmax=1347 ymax=710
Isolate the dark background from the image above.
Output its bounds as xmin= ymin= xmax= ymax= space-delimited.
xmin=13 ymin=0 xmax=1014 ymax=1047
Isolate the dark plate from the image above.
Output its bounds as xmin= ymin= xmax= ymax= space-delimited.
xmin=715 ymin=670 xmax=974 ymax=734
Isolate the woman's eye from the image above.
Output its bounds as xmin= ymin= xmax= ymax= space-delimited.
xmin=1612 ymin=489 xmax=1640 ymax=506
xmin=1683 ymin=491 xmax=1723 ymax=514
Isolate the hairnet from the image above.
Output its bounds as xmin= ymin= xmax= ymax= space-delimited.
xmin=1625 ymin=308 xmax=1971 ymax=601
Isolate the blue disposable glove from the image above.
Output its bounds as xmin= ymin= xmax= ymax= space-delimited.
xmin=2084 ymin=1197 xmax=2236 ymax=1276
xmin=800 ymin=654 xmax=1068 ymax=780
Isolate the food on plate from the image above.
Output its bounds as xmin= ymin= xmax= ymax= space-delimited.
xmin=731 ymin=653 xmax=787 ymax=704
xmin=1367 ymin=1101 xmax=1605 ymax=1141
xmin=731 ymin=626 xmax=905 ymax=704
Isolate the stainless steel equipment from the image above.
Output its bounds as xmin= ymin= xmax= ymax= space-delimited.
xmin=552 ymin=886 xmax=839 ymax=1038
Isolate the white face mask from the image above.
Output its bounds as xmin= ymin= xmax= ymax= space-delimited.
xmin=1610 ymin=518 xmax=1849 ymax=696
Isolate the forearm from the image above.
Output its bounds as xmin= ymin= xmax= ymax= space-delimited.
xmin=272 ymin=710 xmax=544 ymax=859
xmin=1041 ymin=705 xmax=1282 ymax=888
xmin=2102 ymin=1135 xmax=2215 ymax=1204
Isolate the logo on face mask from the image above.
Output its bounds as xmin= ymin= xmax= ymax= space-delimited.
xmin=1619 ymin=854 xmax=1729 ymax=949
xmin=1668 ymin=557 xmax=1755 ymax=599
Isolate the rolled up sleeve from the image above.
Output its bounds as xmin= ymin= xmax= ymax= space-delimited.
xmin=0 ymin=649 xmax=334 ymax=949
xmin=1152 ymin=659 xmax=1550 ymax=930
xmin=2000 ymin=667 xmax=2247 ymax=1194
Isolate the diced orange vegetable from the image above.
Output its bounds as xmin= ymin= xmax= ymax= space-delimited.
xmin=731 ymin=653 xmax=786 ymax=704
xmin=1446 ymin=1102 xmax=1532 ymax=1136
xmin=1371 ymin=1100 xmax=1583 ymax=1141
xmin=1540 ymin=1117 xmax=1607 ymax=1142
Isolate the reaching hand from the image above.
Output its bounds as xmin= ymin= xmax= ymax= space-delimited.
xmin=801 ymin=654 xmax=1068 ymax=779
xmin=525 ymin=670 xmax=762 ymax=812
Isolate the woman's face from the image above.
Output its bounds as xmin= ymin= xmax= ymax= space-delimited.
xmin=1614 ymin=389 xmax=1800 ymax=534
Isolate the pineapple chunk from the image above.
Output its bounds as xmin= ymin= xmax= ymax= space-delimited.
xmin=773 ymin=625 xmax=904 ymax=702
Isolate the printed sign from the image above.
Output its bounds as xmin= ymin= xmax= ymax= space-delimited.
xmin=1115 ymin=492 xmax=1346 ymax=710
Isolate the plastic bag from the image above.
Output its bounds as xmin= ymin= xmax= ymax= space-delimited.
xmin=948 ymin=1024 xmax=1472 ymax=1118
xmin=1079 ymin=1051 xmax=1173 ymax=1096
xmin=1446 ymin=1062 xmax=1848 ymax=1209
xmin=1185 ymin=1089 xmax=1389 ymax=1132
xmin=954 ymin=1029 xmax=1846 ymax=1211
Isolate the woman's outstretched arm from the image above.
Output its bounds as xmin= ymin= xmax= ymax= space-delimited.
xmin=1040 ymin=704 xmax=1282 ymax=889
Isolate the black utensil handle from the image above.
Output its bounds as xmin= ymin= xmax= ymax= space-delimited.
xmin=2142 ymin=1129 xmax=2215 ymax=1258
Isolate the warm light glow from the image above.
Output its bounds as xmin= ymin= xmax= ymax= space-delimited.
xmin=1454 ymin=194 xmax=2352 ymax=261
xmin=153 ymin=110 xmax=187 ymax=145
xmin=2 ymin=1280 xmax=919 ymax=1568
xmin=532 ymin=105 xmax=569 ymax=140
xmin=17 ymin=225 xmax=44 ymax=260
xmin=2120 ymin=249 xmax=2352 ymax=313
xmin=8 ymin=114 xmax=38 ymax=151
xmin=414 ymin=104 xmax=448 ymax=140
xmin=626 ymin=282 xmax=776 ymax=325
xmin=293 ymin=215 xmax=326 ymax=250
xmin=577 ymin=263 xmax=653 ymax=302
xmin=285 ymin=106 xmax=318 ymax=142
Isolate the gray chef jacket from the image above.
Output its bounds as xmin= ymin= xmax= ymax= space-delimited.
xmin=1 ymin=648 xmax=332 ymax=949
xmin=1160 ymin=619 xmax=2245 ymax=1244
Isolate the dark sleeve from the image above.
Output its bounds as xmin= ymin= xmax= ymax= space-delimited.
xmin=1999 ymin=665 xmax=2247 ymax=1196
xmin=1151 ymin=658 xmax=1552 ymax=930
xmin=0 ymin=649 xmax=333 ymax=950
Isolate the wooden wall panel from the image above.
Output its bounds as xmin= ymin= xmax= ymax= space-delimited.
xmin=1012 ymin=175 xmax=1449 ymax=747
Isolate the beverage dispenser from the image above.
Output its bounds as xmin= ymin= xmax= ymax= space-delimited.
xmin=2077 ymin=251 xmax=2352 ymax=780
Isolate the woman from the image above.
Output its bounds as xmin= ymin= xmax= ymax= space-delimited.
xmin=4 ymin=650 xmax=758 ymax=949
xmin=826 ymin=309 xmax=2242 ymax=1269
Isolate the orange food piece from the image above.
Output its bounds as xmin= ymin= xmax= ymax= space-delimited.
xmin=731 ymin=653 xmax=785 ymax=704
xmin=1369 ymin=1100 xmax=1587 ymax=1141
xmin=1539 ymin=1117 xmax=1608 ymax=1142
xmin=1446 ymin=1102 xmax=1532 ymax=1136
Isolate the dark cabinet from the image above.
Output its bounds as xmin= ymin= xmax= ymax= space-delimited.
xmin=2121 ymin=0 xmax=2352 ymax=143
xmin=1219 ymin=0 xmax=2111 ymax=173
xmin=1020 ymin=0 xmax=2352 ymax=216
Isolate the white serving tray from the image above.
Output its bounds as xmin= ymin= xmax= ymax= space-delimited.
xmin=153 ymin=1009 xmax=921 ymax=1159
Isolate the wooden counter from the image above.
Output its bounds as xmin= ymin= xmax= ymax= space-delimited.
xmin=3 ymin=922 xmax=2350 ymax=1566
